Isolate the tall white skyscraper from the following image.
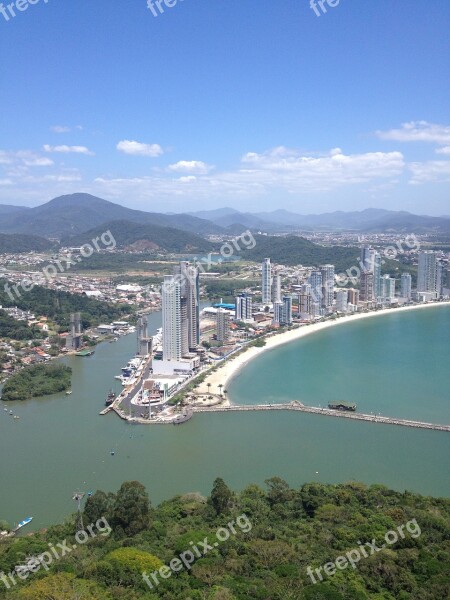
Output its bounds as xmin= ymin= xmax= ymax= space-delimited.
xmin=400 ymin=273 xmax=412 ymax=300
xmin=417 ymin=251 xmax=437 ymax=294
xmin=272 ymin=273 xmax=281 ymax=303
xmin=262 ymin=258 xmax=272 ymax=304
xmin=308 ymin=270 xmax=322 ymax=304
xmin=162 ymin=275 xmax=182 ymax=361
xmin=335 ymin=289 xmax=348 ymax=312
xmin=381 ymin=275 xmax=396 ymax=299
xmin=320 ymin=264 xmax=335 ymax=309
xmin=272 ymin=301 xmax=283 ymax=325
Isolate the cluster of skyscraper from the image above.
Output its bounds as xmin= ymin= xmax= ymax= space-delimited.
xmin=259 ymin=249 xmax=447 ymax=323
xmin=261 ymin=258 xmax=295 ymax=325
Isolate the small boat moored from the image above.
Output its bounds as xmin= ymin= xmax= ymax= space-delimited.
xmin=13 ymin=517 xmax=33 ymax=533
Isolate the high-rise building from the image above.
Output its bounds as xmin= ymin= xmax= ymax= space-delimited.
xmin=308 ymin=270 xmax=323 ymax=305
xmin=66 ymin=312 xmax=82 ymax=350
xmin=216 ymin=309 xmax=230 ymax=344
xmin=335 ymin=289 xmax=348 ymax=312
xmin=272 ymin=274 xmax=281 ymax=303
xmin=436 ymin=261 xmax=445 ymax=298
xmin=298 ymin=293 xmax=311 ymax=319
xmin=235 ymin=293 xmax=253 ymax=321
xmin=400 ymin=273 xmax=412 ymax=300
xmin=262 ymin=258 xmax=272 ymax=304
xmin=162 ymin=275 xmax=182 ymax=361
xmin=282 ymin=295 xmax=293 ymax=325
xmin=347 ymin=288 xmax=359 ymax=306
xmin=381 ymin=275 xmax=396 ymax=299
xmin=320 ymin=264 xmax=335 ymax=309
xmin=361 ymin=246 xmax=381 ymax=300
xmin=360 ymin=271 xmax=374 ymax=303
xmin=417 ymin=251 xmax=438 ymax=294
xmin=174 ymin=261 xmax=200 ymax=351
xmin=272 ymin=301 xmax=283 ymax=325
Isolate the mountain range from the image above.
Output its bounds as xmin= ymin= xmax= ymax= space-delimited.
xmin=0 ymin=194 xmax=449 ymax=245
xmin=189 ymin=207 xmax=450 ymax=234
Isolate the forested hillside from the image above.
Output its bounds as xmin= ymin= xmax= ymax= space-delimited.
xmin=0 ymin=479 xmax=448 ymax=599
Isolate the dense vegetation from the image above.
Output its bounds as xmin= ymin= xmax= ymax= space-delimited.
xmin=1 ymin=363 xmax=72 ymax=401
xmin=55 ymin=253 xmax=176 ymax=274
xmin=62 ymin=220 xmax=214 ymax=254
xmin=241 ymin=235 xmax=360 ymax=271
xmin=0 ymin=234 xmax=53 ymax=254
xmin=0 ymin=311 xmax=43 ymax=341
xmin=0 ymin=479 xmax=448 ymax=599
xmin=0 ymin=282 xmax=131 ymax=330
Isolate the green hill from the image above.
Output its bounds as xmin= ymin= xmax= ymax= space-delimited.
xmin=0 ymin=233 xmax=54 ymax=254
xmin=242 ymin=234 xmax=360 ymax=271
xmin=0 ymin=479 xmax=448 ymax=599
xmin=0 ymin=194 xmax=223 ymax=238
xmin=62 ymin=219 xmax=215 ymax=253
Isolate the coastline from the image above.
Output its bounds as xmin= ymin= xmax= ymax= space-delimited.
xmin=196 ymin=301 xmax=450 ymax=399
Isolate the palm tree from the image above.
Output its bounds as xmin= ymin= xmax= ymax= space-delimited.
xmin=207 ymin=383 xmax=211 ymax=394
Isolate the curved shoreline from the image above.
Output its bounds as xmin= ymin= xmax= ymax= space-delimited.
xmin=196 ymin=302 xmax=450 ymax=399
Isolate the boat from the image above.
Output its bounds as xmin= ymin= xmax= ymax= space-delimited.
xmin=13 ymin=517 xmax=33 ymax=533
xmin=328 ymin=402 xmax=357 ymax=412
xmin=105 ymin=390 xmax=116 ymax=407
xmin=66 ymin=390 xmax=72 ymax=395
xmin=75 ymin=349 xmax=95 ymax=357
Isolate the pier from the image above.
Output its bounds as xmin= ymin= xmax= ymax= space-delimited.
xmin=192 ymin=401 xmax=450 ymax=432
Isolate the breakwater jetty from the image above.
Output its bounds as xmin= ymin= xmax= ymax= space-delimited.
xmin=193 ymin=401 xmax=450 ymax=432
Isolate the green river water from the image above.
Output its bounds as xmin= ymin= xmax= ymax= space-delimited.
xmin=0 ymin=305 xmax=449 ymax=530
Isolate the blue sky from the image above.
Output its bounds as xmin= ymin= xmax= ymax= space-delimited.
xmin=0 ymin=0 xmax=449 ymax=215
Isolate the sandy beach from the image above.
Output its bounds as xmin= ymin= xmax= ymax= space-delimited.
xmin=196 ymin=301 xmax=450 ymax=398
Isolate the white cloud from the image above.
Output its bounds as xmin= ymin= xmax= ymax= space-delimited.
xmin=167 ymin=160 xmax=214 ymax=175
xmin=0 ymin=150 xmax=54 ymax=167
xmin=240 ymin=147 xmax=405 ymax=189
xmin=408 ymin=160 xmax=450 ymax=185
xmin=90 ymin=147 xmax=406 ymax=205
xmin=375 ymin=121 xmax=450 ymax=145
xmin=50 ymin=125 xmax=71 ymax=133
xmin=436 ymin=146 xmax=450 ymax=155
xmin=116 ymin=140 xmax=163 ymax=157
xmin=43 ymin=144 xmax=94 ymax=155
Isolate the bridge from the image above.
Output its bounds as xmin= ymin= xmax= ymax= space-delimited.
xmin=192 ymin=401 xmax=450 ymax=432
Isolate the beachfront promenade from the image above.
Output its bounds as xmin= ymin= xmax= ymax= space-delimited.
xmin=193 ymin=401 xmax=450 ymax=432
